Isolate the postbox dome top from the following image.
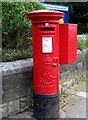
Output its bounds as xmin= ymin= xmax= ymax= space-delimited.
xmin=27 ymin=10 xmax=64 ymax=23
xmin=27 ymin=9 xmax=64 ymax=14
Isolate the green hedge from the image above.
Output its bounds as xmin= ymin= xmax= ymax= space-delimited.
xmin=2 ymin=2 xmax=46 ymax=49
xmin=77 ymin=37 xmax=87 ymax=51
xmin=2 ymin=2 xmax=47 ymax=62
xmin=2 ymin=48 xmax=32 ymax=62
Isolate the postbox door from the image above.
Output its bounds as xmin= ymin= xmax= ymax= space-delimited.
xmin=32 ymin=23 xmax=59 ymax=95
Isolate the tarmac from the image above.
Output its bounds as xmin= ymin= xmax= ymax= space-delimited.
xmin=9 ymin=79 xmax=87 ymax=119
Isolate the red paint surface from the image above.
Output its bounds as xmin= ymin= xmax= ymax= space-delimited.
xmin=59 ymin=24 xmax=77 ymax=64
xmin=33 ymin=24 xmax=59 ymax=94
xmin=27 ymin=11 xmax=77 ymax=95
xmin=27 ymin=10 xmax=64 ymax=94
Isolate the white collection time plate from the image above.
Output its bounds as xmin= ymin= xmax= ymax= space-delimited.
xmin=42 ymin=37 xmax=53 ymax=53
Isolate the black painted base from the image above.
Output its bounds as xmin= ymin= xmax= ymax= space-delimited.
xmin=33 ymin=92 xmax=59 ymax=119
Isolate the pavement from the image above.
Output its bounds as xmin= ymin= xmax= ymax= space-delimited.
xmin=61 ymin=79 xmax=87 ymax=118
xmin=9 ymin=79 xmax=87 ymax=119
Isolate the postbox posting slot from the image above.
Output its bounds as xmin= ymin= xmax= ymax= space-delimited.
xmin=38 ymin=25 xmax=55 ymax=33
xmin=39 ymin=27 xmax=55 ymax=34
xmin=40 ymin=27 xmax=55 ymax=31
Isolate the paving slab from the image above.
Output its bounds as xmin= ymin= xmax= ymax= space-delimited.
xmin=63 ymin=80 xmax=87 ymax=118
xmin=9 ymin=109 xmax=66 ymax=119
xmin=9 ymin=111 xmax=34 ymax=119
xmin=76 ymin=91 xmax=88 ymax=98
xmin=63 ymin=95 xmax=86 ymax=118
xmin=60 ymin=109 xmax=67 ymax=118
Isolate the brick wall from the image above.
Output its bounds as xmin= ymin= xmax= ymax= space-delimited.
xmin=1 ymin=49 xmax=87 ymax=117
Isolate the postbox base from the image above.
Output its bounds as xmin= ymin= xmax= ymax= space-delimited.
xmin=33 ymin=92 xmax=59 ymax=119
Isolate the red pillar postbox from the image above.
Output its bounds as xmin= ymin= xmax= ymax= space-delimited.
xmin=27 ymin=10 xmax=64 ymax=119
xmin=27 ymin=10 xmax=77 ymax=119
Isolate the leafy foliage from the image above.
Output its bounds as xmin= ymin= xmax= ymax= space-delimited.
xmin=2 ymin=2 xmax=47 ymax=62
xmin=2 ymin=2 xmax=46 ymax=49
xmin=78 ymin=37 xmax=86 ymax=51
xmin=2 ymin=48 xmax=32 ymax=62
